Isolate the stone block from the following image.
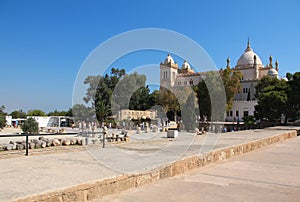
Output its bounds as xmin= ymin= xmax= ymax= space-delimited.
xmin=62 ymin=139 xmax=70 ymax=146
xmin=35 ymin=141 xmax=42 ymax=149
xmin=16 ymin=144 xmax=25 ymax=150
xmin=77 ymin=139 xmax=83 ymax=145
xmin=4 ymin=144 xmax=14 ymax=150
xmin=167 ymin=130 xmax=178 ymax=138
xmin=70 ymin=138 xmax=76 ymax=145
xmin=51 ymin=139 xmax=60 ymax=146
xmin=0 ymin=144 xmax=4 ymax=151
xmin=28 ymin=142 xmax=35 ymax=149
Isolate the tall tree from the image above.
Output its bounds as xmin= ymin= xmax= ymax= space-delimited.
xmin=181 ymin=92 xmax=198 ymax=131
xmin=255 ymin=76 xmax=288 ymax=122
xmin=194 ymin=71 xmax=226 ymax=121
xmin=255 ymin=76 xmax=280 ymax=98
xmin=194 ymin=80 xmax=211 ymax=120
xmin=287 ymin=72 xmax=300 ymax=120
xmin=27 ymin=109 xmax=46 ymax=116
xmin=0 ymin=105 xmax=6 ymax=116
xmin=155 ymin=87 xmax=180 ymax=121
xmin=72 ymin=104 xmax=94 ymax=122
xmin=112 ymin=72 xmax=146 ymax=112
xmin=83 ymin=69 xmax=126 ymax=126
xmin=129 ymin=85 xmax=152 ymax=110
xmin=0 ymin=115 xmax=5 ymax=129
xmin=84 ymin=68 xmax=151 ymax=126
xmin=222 ymin=67 xmax=243 ymax=111
xmin=0 ymin=105 xmax=6 ymax=129
xmin=10 ymin=110 xmax=27 ymax=118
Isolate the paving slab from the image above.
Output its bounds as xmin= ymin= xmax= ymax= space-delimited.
xmin=0 ymin=128 xmax=298 ymax=202
xmin=100 ymin=136 xmax=300 ymax=202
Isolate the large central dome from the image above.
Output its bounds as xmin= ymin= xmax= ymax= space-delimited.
xmin=236 ymin=40 xmax=262 ymax=67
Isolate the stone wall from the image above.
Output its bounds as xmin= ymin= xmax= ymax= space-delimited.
xmin=15 ymin=130 xmax=297 ymax=202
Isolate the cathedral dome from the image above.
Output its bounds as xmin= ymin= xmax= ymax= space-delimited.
xmin=181 ymin=60 xmax=190 ymax=69
xmin=236 ymin=40 xmax=262 ymax=67
xmin=164 ymin=54 xmax=175 ymax=64
xmin=268 ymin=68 xmax=278 ymax=78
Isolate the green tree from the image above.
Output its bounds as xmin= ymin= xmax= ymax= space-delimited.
xmin=112 ymin=72 xmax=146 ymax=112
xmin=0 ymin=105 xmax=6 ymax=116
xmin=243 ymin=115 xmax=256 ymax=128
xmin=0 ymin=114 xmax=5 ymax=129
xmin=155 ymin=87 xmax=180 ymax=121
xmin=194 ymin=71 xmax=226 ymax=121
xmin=83 ymin=68 xmax=126 ymax=126
xmin=65 ymin=108 xmax=73 ymax=117
xmin=222 ymin=67 xmax=243 ymax=111
xmin=182 ymin=92 xmax=198 ymax=131
xmin=129 ymin=85 xmax=152 ymax=110
xmin=194 ymin=80 xmax=211 ymax=120
xmin=255 ymin=76 xmax=288 ymax=122
xmin=287 ymin=72 xmax=300 ymax=120
xmin=10 ymin=110 xmax=27 ymax=118
xmin=255 ymin=76 xmax=280 ymax=98
xmin=72 ymin=104 xmax=94 ymax=122
xmin=27 ymin=109 xmax=46 ymax=116
xmin=83 ymin=69 xmax=152 ymax=126
xmin=94 ymin=76 xmax=113 ymax=126
xmin=47 ymin=109 xmax=68 ymax=116
xmin=21 ymin=118 xmax=39 ymax=134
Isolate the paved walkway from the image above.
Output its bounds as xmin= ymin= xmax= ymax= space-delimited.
xmin=0 ymin=128 xmax=298 ymax=201
xmin=101 ymin=136 xmax=300 ymax=202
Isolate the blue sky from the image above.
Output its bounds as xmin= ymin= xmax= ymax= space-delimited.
xmin=0 ymin=0 xmax=299 ymax=113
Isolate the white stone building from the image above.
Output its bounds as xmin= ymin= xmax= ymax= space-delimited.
xmin=117 ymin=109 xmax=157 ymax=121
xmin=160 ymin=40 xmax=280 ymax=121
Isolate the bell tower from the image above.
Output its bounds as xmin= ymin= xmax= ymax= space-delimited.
xmin=160 ymin=54 xmax=178 ymax=90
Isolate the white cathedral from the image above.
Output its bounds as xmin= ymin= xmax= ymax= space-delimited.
xmin=160 ymin=40 xmax=280 ymax=122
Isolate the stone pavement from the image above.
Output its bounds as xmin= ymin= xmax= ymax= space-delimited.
xmin=0 ymin=127 xmax=298 ymax=202
xmin=101 ymin=136 xmax=300 ymax=202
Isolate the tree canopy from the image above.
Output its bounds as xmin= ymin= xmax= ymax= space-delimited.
xmin=27 ymin=109 xmax=46 ymax=116
xmin=194 ymin=71 xmax=230 ymax=121
xmin=287 ymin=72 xmax=300 ymax=120
xmin=72 ymin=104 xmax=94 ymax=122
xmin=47 ymin=109 xmax=72 ymax=117
xmin=83 ymin=68 xmax=154 ymax=125
xmin=221 ymin=67 xmax=243 ymax=111
xmin=0 ymin=115 xmax=5 ymax=129
xmin=254 ymin=73 xmax=300 ymax=123
xmin=10 ymin=110 xmax=27 ymax=118
xmin=21 ymin=118 xmax=39 ymax=134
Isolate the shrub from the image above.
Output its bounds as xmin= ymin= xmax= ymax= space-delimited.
xmin=21 ymin=118 xmax=39 ymax=134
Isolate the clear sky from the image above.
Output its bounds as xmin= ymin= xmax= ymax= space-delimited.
xmin=0 ymin=0 xmax=299 ymax=113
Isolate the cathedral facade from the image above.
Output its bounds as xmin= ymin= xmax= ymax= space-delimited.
xmin=160 ymin=40 xmax=280 ymax=122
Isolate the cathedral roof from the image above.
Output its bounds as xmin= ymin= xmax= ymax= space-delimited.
xmin=236 ymin=40 xmax=262 ymax=67
xmin=164 ymin=54 xmax=175 ymax=65
xmin=181 ymin=60 xmax=191 ymax=69
xmin=268 ymin=68 xmax=279 ymax=77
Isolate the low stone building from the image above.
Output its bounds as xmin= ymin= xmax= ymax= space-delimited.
xmin=118 ymin=109 xmax=157 ymax=121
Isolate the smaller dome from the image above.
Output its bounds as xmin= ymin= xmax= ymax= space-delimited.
xmin=164 ymin=54 xmax=175 ymax=64
xmin=181 ymin=60 xmax=190 ymax=69
xmin=282 ymin=77 xmax=288 ymax=81
xmin=268 ymin=68 xmax=278 ymax=78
